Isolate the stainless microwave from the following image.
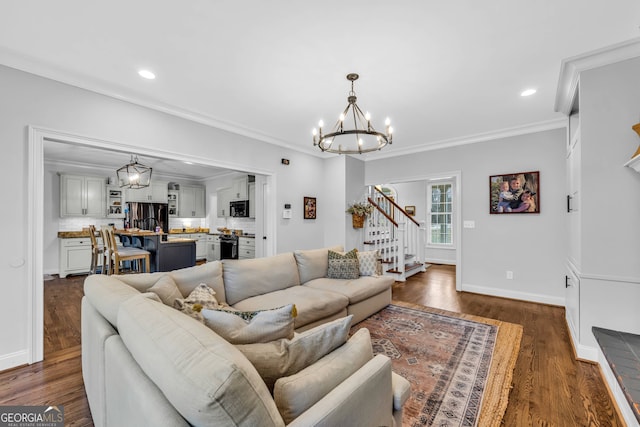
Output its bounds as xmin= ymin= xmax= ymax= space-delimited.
xmin=230 ymin=200 xmax=249 ymax=217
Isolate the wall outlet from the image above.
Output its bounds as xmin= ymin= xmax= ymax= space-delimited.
xmin=506 ymin=270 xmax=514 ymax=279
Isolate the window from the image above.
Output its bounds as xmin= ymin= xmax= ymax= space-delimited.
xmin=428 ymin=182 xmax=453 ymax=245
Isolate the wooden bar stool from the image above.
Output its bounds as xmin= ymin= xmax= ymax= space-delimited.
xmin=103 ymin=227 xmax=150 ymax=275
xmin=88 ymin=225 xmax=106 ymax=274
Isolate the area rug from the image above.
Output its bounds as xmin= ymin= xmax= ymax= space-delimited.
xmin=351 ymin=301 xmax=522 ymax=427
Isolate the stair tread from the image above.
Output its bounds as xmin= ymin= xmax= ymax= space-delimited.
xmin=385 ymin=262 xmax=424 ymax=274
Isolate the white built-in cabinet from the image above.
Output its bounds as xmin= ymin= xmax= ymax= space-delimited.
xmin=238 ymin=236 xmax=255 ymax=259
xmin=230 ymin=176 xmax=248 ymax=201
xmin=60 ymin=174 xmax=106 ymax=217
xmin=59 ymin=237 xmax=101 ymax=277
xmin=207 ymin=235 xmax=220 ymax=261
xmin=217 ymin=188 xmax=231 ymax=218
xmin=106 ymin=185 xmax=126 ymax=218
xmin=180 ymin=185 xmax=206 ymax=218
xmin=126 ymin=181 xmax=168 ymax=203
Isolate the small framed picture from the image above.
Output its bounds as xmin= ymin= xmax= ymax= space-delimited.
xmin=489 ymin=171 xmax=540 ymax=214
xmin=304 ymin=197 xmax=316 ymax=219
xmin=405 ymin=205 xmax=416 ymax=216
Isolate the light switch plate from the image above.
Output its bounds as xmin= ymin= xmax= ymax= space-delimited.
xmin=463 ymin=220 xmax=475 ymax=228
xmin=282 ymin=209 xmax=292 ymax=219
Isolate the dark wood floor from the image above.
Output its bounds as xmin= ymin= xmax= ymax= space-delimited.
xmin=0 ymin=265 xmax=622 ymax=426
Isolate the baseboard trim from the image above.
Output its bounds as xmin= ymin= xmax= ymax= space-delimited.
xmin=597 ymin=347 xmax=640 ymax=426
xmin=0 ymin=349 xmax=29 ymax=372
xmin=461 ymin=283 xmax=565 ymax=307
xmin=425 ymin=258 xmax=456 ymax=265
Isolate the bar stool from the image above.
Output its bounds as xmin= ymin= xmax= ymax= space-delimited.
xmin=103 ymin=227 xmax=150 ymax=275
xmin=88 ymin=225 xmax=106 ymax=274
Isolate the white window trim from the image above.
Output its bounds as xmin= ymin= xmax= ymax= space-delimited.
xmin=427 ymin=180 xmax=455 ymax=249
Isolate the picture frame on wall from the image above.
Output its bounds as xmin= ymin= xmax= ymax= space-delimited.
xmin=489 ymin=171 xmax=540 ymax=214
xmin=304 ymin=196 xmax=316 ymax=219
xmin=405 ymin=205 xmax=416 ymax=216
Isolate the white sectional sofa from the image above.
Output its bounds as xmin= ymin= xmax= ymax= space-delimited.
xmin=81 ymin=246 xmax=410 ymax=426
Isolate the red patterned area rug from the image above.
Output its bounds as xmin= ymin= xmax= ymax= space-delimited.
xmin=351 ymin=301 xmax=522 ymax=427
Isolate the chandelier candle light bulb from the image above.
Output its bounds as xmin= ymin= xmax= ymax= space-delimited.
xmin=312 ymin=73 xmax=393 ymax=154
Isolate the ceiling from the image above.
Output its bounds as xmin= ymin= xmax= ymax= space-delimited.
xmin=2 ymin=1 xmax=640 ymax=178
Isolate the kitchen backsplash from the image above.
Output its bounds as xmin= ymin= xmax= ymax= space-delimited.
xmin=58 ymin=216 xmax=256 ymax=234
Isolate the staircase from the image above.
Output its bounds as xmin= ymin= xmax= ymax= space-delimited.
xmin=363 ymin=186 xmax=426 ymax=281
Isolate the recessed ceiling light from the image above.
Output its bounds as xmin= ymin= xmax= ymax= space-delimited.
xmin=520 ymin=88 xmax=537 ymax=97
xmin=138 ymin=69 xmax=156 ymax=80
xmin=183 ymin=161 xmax=193 ymax=165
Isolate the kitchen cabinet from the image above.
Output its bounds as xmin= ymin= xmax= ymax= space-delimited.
xmin=179 ymin=185 xmax=206 ymax=218
xmin=168 ymin=190 xmax=179 ymax=217
xmin=193 ymin=233 xmax=207 ymax=260
xmin=230 ymin=176 xmax=248 ymax=201
xmin=60 ymin=174 xmax=106 ymax=217
xmin=248 ymin=182 xmax=256 ymax=218
xmin=106 ymin=186 xmax=125 ymax=218
xmin=217 ymin=187 xmax=231 ymax=218
xmin=207 ymin=235 xmax=220 ymax=261
xmin=238 ymin=236 xmax=255 ymax=259
xmin=59 ymin=237 xmax=100 ymax=277
xmin=126 ymin=180 xmax=168 ymax=203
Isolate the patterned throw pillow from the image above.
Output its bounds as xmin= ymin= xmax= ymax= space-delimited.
xmin=327 ymin=249 xmax=360 ymax=279
xmin=201 ymin=304 xmax=296 ymax=344
xmin=357 ymin=250 xmax=379 ymax=276
xmin=173 ymin=283 xmax=221 ymax=322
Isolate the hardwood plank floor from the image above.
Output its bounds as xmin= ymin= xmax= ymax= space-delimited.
xmin=0 ymin=266 xmax=622 ymax=426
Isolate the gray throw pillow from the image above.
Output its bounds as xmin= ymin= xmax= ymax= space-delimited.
xmin=327 ymin=249 xmax=360 ymax=279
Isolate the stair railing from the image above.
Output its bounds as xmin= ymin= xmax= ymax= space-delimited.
xmin=366 ymin=186 xmax=426 ymax=278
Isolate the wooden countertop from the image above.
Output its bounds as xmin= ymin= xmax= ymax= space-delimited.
xmin=58 ymin=231 xmax=92 ymax=238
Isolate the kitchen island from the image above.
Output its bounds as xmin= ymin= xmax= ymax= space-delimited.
xmin=115 ymin=230 xmax=196 ymax=272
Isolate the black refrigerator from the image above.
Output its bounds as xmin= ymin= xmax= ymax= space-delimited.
xmin=126 ymin=202 xmax=169 ymax=233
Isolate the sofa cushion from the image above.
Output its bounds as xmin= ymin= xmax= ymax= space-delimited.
xmin=357 ymin=250 xmax=380 ymax=276
xmin=84 ymin=274 xmax=142 ymax=326
xmin=273 ymin=327 xmax=374 ymax=424
xmin=327 ymin=249 xmax=360 ymax=280
xmin=231 ymin=286 xmax=349 ymax=329
xmin=304 ymin=275 xmax=394 ymax=305
xmin=146 ymin=275 xmax=183 ymax=306
xmin=115 ymin=272 xmax=165 ymax=292
xmin=169 ymin=261 xmax=225 ymax=304
xmin=117 ymin=295 xmax=285 ymax=427
xmin=202 ymin=304 xmax=296 ymax=344
xmin=223 ymin=253 xmax=301 ymax=306
xmin=235 ymin=315 xmax=353 ymax=391
xmin=293 ymin=245 xmax=344 ymax=284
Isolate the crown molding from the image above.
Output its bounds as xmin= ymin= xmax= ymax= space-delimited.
xmin=555 ymin=37 xmax=640 ymax=115
xmin=360 ymin=117 xmax=567 ymax=161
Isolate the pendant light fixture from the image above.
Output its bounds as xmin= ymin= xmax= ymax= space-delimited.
xmin=117 ymin=155 xmax=152 ymax=189
xmin=312 ymin=73 xmax=393 ymax=154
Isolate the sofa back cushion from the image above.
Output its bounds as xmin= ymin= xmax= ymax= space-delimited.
xmin=223 ymin=253 xmax=301 ymax=306
xmin=170 ymin=261 xmax=225 ymax=303
xmin=84 ymin=274 xmax=142 ymax=326
xmin=293 ymin=245 xmax=344 ymax=284
xmin=117 ymin=295 xmax=284 ymax=427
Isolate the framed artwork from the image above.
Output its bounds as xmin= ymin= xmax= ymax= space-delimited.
xmin=304 ymin=197 xmax=316 ymax=219
xmin=405 ymin=205 xmax=416 ymax=216
xmin=490 ymin=171 xmax=539 ymax=214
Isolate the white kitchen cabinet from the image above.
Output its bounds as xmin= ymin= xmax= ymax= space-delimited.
xmin=207 ymin=235 xmax=220 ymax=261
xmin=192 ymin=233 xmax=208 ymax=260
xmin=238 ymin=236 xmax=255 ymax=259
xmin=180 ymin=185 xmax=206 ymax=218
xmin=168 ymin=190 xmax=179 ymax=217
xmin=126 ymin=180 xmax=168 ymax=203
xmin=60 ymin=174 xmax=106 ymax=217
xmin=217 ymin=187 xmax=231 ymax=218
xmin=59 ymin=237 xmax=93 ymax=277
xmin=106 ymin=186 xmax=126 ymax=218
xmin=230 ymin=176 xmax=248 ymax=201
xmin=248 ymin=182 xmax=256 ymax=218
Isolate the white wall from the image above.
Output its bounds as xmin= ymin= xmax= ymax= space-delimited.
xmin=366 ymin=128 xmax=567 ymax=305
xmin=0 ymin=64 xmax=330 ymax=369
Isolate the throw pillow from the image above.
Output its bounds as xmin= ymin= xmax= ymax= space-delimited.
xmin=146 ymin=275 xmax=183 ymax=306
xmin=173 ymin=283 xmax=221 ymax=322
xmin=201 ymin=304 xmax=297 ymax=345
xmin=327 ymin=249 xmax=360 ymax=279
xmin=235 ymin=315 xmax=353 ymax=391
xmin=273 ymin=327 xmax=374 ymax=424
xmin=357 ymin=250 xmax=380 ymax=276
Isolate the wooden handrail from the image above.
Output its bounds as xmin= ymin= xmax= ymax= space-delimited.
xmin=372 ymin=186 xmax=420 ymax=226
xmin=368 ymin=197 xmax=398 ymax=227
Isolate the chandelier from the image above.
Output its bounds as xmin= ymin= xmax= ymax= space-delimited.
xmin=312 ymin=73 xmax=393 ymax=154
xmin=117 ymin=155 xmax=152 ymax=189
